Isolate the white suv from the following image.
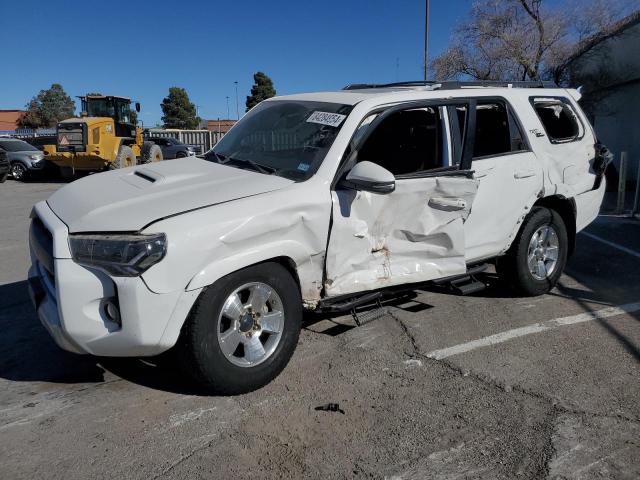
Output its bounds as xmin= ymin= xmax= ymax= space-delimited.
xmin=28 ymin=81 xmax=609 ymax=393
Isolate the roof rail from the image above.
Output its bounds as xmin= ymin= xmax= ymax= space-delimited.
xmin=343 ymin=80 xmax=559 ymax=90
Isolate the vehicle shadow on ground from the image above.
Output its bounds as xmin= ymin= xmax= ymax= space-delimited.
xmin=0 ymin=280 xmax=207 ymax=395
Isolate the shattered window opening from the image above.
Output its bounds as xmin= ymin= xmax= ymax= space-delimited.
xmin=531 ymin=98 xmax=582 ymax=143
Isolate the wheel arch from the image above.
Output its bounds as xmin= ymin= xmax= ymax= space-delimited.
xmin=185 ymin=247 xmax=323 ymax=307
xmin=533 ymin=195 xmax=576 ymax=257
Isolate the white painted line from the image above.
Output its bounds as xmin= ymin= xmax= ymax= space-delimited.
xmin=426 ymin=302 xmax=640 ymax=360
xmin=579 ymin=231 xmax=640 ymax=259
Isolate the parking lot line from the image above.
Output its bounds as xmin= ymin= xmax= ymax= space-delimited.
xmin=579 ymin=231 xmax=640 ymax=259
xmin=426 ymin=301 xmax=640 ymax=360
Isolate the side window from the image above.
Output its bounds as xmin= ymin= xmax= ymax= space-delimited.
xmin=531 ymin=98 xmax=582 ymax=142
xmin=473 ymin=102 xmax=515 ymax=158
xmin=448 ymin=101 xmax=527 ymax=163
xmin=357 ymin=107 xmax=444 ymax=176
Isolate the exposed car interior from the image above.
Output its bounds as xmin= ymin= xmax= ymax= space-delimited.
xmin=358 ymin=107 xmax=444 ymax=175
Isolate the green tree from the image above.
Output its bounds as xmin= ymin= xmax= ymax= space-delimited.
xmin=161 ymin=87 xmax=200 ymax=129
xmin=18 ymin=83 xmax=76 ymax=128
xmin=246 ymin=72 xmax=276 ymax=112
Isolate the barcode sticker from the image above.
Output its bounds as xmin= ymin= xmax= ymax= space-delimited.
xmin=306 ymin=111 xmax=346 ymax=127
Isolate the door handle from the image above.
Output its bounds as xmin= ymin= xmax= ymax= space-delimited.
xmin=429 ymin=197 xmax=467 ymax=211
xmin=474 ymin=167 xmax=494 ymax=179
xmin=514 ymin=169 xmax=536 ymax=179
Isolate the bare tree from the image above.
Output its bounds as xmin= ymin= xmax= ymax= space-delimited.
xmin=431 ymin=0 xmax=634 ymax=82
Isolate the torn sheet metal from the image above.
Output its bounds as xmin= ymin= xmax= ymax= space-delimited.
xmin=325 ymin=176 xmax=478 ymax=296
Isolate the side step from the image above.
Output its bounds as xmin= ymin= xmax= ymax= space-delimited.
xmin=449 ymin=275 xmax=486 ymax=295
xmin=351 ymin=300 xmax=388 ymax=327
xmin=431 ymin=263 xmax=489 ymax=296
xmin=318 ymin=291 xmax=389 ymax=326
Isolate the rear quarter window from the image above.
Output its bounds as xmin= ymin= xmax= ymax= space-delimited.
xmin=531 ymin=97 xmax=583 ymax=143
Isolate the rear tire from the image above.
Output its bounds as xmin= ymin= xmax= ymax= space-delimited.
xmin=10 ymin=162 xmax=28 ymax=181
xmin=141 ymin=142 xmax=163 ymax=164
xmin=110 ymin=145 xmax=136 ymax=170
xmin=496 ymin=206 xmax=568 ymax=296
xmin=178 ymin=262 xmax=302 ymax=394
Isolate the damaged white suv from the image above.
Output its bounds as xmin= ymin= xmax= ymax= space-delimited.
xmin=29 ymin=81 xmax=609 ymax=393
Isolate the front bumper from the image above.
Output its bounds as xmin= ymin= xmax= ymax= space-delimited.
xmin=28 ymin=201 xmax=202 ymax=357
xmin=29 ymin=160 xmax=45 ymax=170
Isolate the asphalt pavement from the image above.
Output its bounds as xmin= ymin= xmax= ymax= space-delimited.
xmin=0 ymin=179 xmax=638 ymax=479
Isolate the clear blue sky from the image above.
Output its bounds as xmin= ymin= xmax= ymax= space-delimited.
xmin=0 ymin=0 xmax=473 ymax=124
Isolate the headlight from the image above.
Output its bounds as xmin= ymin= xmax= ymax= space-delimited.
xmin=29 ymin=154 xmax=41 ymax=161
xmin=69 ymin=233 xmax=167 ymax=276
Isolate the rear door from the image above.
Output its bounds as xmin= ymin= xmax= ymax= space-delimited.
xmin=455 ymin=99 xmax=544 ymax=262
xmin=325 ymin=100 xmax=479 ymax=297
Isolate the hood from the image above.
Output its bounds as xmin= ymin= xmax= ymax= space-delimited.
xmin=47 ymin=158 xmax=294 ymax=232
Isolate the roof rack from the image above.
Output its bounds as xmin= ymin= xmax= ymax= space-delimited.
xmin=343 ymin=80 xmax=559 ymax=90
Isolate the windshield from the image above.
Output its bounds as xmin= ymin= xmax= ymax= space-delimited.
xmin=85 ymin=98 xmax=132 ymax=123
xmin=0 ymin=140 xmax=39 ymax=152
xmin=203 ymin=100 xmax=352 ymax=180
xmin=86 ymin=99 xmax=115 ymax=118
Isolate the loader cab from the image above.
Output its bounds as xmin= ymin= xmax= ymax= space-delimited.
xmin=81 ymin=95 xmax=138 ymax=138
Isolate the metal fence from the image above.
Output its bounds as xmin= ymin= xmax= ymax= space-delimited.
xmin=145 ymin=129 xmax=224 ymax=153
xmin=1 ymin=128 xmax=56 ymax=138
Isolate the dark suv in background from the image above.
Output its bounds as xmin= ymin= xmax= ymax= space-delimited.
xmin=148 ymin=137 xmax=200 ymax=159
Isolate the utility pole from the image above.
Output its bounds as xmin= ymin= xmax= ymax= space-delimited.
xmin=234 ymin=81 xmax=239 ymax=120
xmin=424 ymin=0 xmax=430 ymax=81
xmin=226 ymin=96 xmax=230 ymax=120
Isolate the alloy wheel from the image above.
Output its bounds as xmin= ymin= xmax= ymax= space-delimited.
xmin=216 ymin=282 xmax=285 ymax=367
xmin=527 ymin=225 xmax=559 ymax=280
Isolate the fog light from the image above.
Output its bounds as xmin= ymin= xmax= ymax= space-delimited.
xmin=104 ymin=299 xmax=121 ymax=326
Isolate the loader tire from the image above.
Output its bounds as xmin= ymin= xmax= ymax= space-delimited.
xmin=141 ymin=142 xmax=163 ymax=164
xmin=110 ymin=145 xmax=136 ymax=170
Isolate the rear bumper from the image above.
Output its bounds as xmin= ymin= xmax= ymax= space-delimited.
xmin=28 ymin=201 xmax=202 ymax=357
xmin=575 ymin=179 xmax=606 ymax=232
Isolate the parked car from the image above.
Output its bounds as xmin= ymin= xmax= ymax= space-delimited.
xmin=148 ymin=137 xmax=199 ymax=159
xmin=0 ymin=148 xmax=9 ymax=182
xmin=0 ymin=138 xmax=46 ymax=181
xmin=29 ymin=81 xmax=609 ymax=394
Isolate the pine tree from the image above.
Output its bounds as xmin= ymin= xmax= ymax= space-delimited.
xmin=161 ymin=87 xmax=200 ymax=129
xmin=245 ymin=72 xmax=276 ymax=112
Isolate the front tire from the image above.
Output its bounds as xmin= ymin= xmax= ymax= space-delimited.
xmin=10 ymin=162 xmax=28 ymax=181
xmin=496 ymin=206 xmax=568 ymax=296
xmin=178 ymin=262 xmax=302 ymax=394
xmin=109 ymin=145 xmax=136 ymax=170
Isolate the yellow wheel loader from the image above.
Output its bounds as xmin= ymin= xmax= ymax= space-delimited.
xmin=44 ymin=95 xmax=162 ymax=175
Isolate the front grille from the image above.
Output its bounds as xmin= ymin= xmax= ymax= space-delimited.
xmin=30 ymin=216 xmax=55 ymax=277
xmin=57 ymin=122 xmax=87 ymax=152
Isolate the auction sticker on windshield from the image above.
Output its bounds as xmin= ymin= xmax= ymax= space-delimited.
xmin=306 ymin=111 xmax=347 ymax=127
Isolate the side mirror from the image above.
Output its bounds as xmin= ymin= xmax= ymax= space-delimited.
xmin=341 ymin=161 xmax=395 ymax=194
xmin=135 ymin=102 xmax=141 ymax=112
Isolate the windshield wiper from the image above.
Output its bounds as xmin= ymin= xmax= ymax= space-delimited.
xmin=223 ymin=156 xmax=276 ymax=175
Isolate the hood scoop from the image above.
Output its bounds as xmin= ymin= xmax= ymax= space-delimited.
xmin=121 ymin=167 xmax=168 ymax=188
